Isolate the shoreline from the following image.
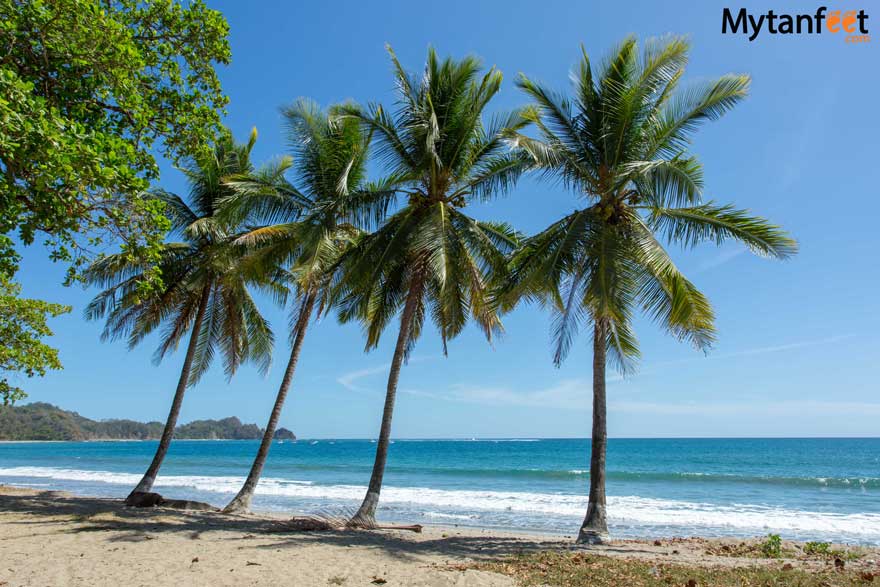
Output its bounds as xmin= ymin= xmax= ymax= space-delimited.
xmin=3 ymin=472 xmax=878 ymax=546
xmin=1 ymin=484 xmax=878 ymax=587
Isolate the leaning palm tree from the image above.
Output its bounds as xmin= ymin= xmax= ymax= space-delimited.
xmin=221 ymin=100 xmax=395 ymax=513
xmin=335 ymin=46 xmax=531 ymax=527
xmin=84 ymin=128 xmax=283 ymax=502
xmin=503 ymin=37 xmax=798 ymax=543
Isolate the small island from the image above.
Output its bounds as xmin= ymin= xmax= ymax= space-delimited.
xmin=273 ymin=427 xmax=296 ymax=440
xmin=0 ymin=403 xmax=294 ymax=442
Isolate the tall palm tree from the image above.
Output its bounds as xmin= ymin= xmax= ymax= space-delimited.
xmin=221 ymin=100 xmax=394 ymax=513
xmin=503 ymin=37 xmax=798 ymax=543
xmin=335 ymin=46 xmax=531 ymax=527
xmin=84 ymin=128 xmax=283 ymax=502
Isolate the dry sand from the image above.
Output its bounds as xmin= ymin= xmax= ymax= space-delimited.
xmin=1 ymin=485 xmax=877 ymax=586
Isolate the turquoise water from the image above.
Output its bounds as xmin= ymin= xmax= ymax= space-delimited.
xmin=1 ymin=438 xmax=878 ymax=543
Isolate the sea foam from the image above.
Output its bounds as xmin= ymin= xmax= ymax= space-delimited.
xmin=2 ymin=465 xmax=879 ymax=542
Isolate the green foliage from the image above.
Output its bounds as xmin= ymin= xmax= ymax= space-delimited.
xmin=0 ymin=402 xmax=276 ymax=440
xmin=803 ymin=541 xmax=863 ymax=561
xmin=175 ymin=417 xmax=261 ymax=440
xmin=804 ymin=541 xmax=831 ymax=556
xmin=84 ymin=129 xmax=281 ymax=386
xmin=335 ymin=47 xmax=530 ymax=354
xmin=477 ymin=550 xmax=872 ymax=587
xmin=0 ymin=275 xmax=70 ymax=404
xmin=503 ymin=36 xmax=798 ymax=371
xmin=222 ymin=99 xmax=389 ymax=336
xmin=0 ymin=0 xmax=230 ymax=288
xmin=761 ymin=533 xmax=783 ymax=558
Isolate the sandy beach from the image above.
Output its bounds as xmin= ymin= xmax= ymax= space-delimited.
xmin=2 ymin=485 xmax=878 ymax=587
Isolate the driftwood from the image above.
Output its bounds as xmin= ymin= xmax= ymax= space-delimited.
xmin=124 ymin=491 xmax=217 ymax=512
xmin=282 ymin=514 xmax=422 ymax=533
xmin=374 ymin=523 xmax=423 ymax=533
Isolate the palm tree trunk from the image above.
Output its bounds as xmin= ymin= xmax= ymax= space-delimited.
xmin=577 ymin=318 xmax=609 ymax=543
xmin=223 ymin=292 xmax=316 ymax=514
xmin=126 ymin=282 xmax=212 ymax=501
xmin=350 ymin=273 xmax=424 ymax=527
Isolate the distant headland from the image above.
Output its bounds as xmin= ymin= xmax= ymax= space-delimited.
xmin=0 ymin=403 xmax=295 ymax=442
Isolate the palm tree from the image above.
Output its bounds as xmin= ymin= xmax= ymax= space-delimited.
xmin=84 ymin=128 xmax=283 ymax=502
xmin=503 ymin=37 xmax=798 ymax=543
xmin=221 ymin=100 xmax=394 ymax=513
xmin=335 ymin=46 xmax=531 ymax=527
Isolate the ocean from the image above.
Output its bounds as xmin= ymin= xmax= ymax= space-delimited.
xmin=1 ymin=438 xmax=878 ymax=544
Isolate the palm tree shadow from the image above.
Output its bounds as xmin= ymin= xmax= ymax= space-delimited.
xmin=1 ymin=489 xmax=671 ymax=568
xmin=0 ymin=489 xmax=575 ymax=562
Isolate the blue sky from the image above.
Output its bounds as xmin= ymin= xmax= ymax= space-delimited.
xmin=14 ymin=0 xmax=880 ymax=438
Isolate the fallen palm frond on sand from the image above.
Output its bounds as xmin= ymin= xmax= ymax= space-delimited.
xmin=278 ymin=509 xmax=423 ymax=533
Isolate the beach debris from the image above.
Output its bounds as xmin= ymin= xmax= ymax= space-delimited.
xmin=653 ymin=540 xmax=662 ymax=546
xmin=859 ymin=571 xmax=875 ymax=582
xmin=246 ymin=561 xmax=261 ymax=566
xmin=284 ymin=516 xmax=343 ymax=531
xmin=125 ymin=492 xmax=164 ymax=507
xmin=686 ymin=579 xmax=697 ymax=587
xmin=782 ymin=563 xmax=793 ymax=571
xmin=378 ymin=524 xmax=423 ymax=533
xmin=281 ymin=512 xmax=422 ymax=533
xmin=370 ymin=577 xmax=387 ymax=585
xmin=834 ymin=557 xmax=846 ymax=570
xmin=191 ymin=557 xmax=199 ymax=564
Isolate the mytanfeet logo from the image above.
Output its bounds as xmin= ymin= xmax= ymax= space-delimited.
xmin=722 ymin=7 xmax=870 ymax=43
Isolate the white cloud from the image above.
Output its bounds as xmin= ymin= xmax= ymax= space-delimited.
xmin=648 ymin=334 xmax=856 ymax=370
xmin=336 ymin=363 xmax=390 ymax=392
xmin=336 ymin=355 xmax=439 ymax=392
xmin=404 ymin=379 xmax=593 ymax=410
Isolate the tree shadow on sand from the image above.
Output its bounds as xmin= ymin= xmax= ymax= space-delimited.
xmin=0 ymin=489 xmax=641 ymax=562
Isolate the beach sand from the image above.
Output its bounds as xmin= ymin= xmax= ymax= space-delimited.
xmin=1 ymin=485 xmax=877 ymax=586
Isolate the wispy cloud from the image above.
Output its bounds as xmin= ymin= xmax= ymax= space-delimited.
xmin=610 ymin=400 xmax=880 ymax=417
xmin=696 ymin=247 xmax=747 ymax=273
xmin=649 ymin=334 xmax=856 ymax=369
xmin=404 ymin=379 xmax=593 ymax=410
xmin=397 ymin=335 xmax=856 ymax=410
xmin=337 ymin=355 xmax=439 ymax=392
xmin=337 ymin=364 xmax=390 ymax=392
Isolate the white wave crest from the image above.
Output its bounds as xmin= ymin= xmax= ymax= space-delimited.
xmin=2 ymin=466 xmax=879 ymax=541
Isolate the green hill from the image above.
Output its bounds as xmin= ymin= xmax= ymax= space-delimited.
xmin=0 ymin=403 xmax=294 ymax=441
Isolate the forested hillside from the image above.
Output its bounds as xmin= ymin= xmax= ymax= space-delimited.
xmin=0 ymin=403 xmax=294 ymax=441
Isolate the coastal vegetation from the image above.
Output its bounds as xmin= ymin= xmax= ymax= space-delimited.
xmin=0 ymin=402 xmax=292 ymax=441
xmin=334 ymin=47 xmax=528 ymax=527
xmin=221 ymin=99 xmax=389 ymax=514
xmin=83 ymin=129 xmax=282 ymax=499
xmin=1 ymin=0 xmax=799 ymax=543
xmin=0 ymin=0 xmax=232 ymax=401
xmin=0 ymin=276 xmax=69 ymax=405
xmin=474 ymin=550 xmax=874 ymax=587
xmin=499 ymin=37 xmax=797 ymax=542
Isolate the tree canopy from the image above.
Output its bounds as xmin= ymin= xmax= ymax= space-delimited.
xmin=0 ymin=275 xmax=70 ymax=405
xmin=0 ymin=0 xmax=231 ymax=401
xmin=0 ymin=0 xmax=231 ymax=287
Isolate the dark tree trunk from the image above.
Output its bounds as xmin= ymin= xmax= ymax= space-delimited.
xmin=223 ymin=292 xmax=316 ymax=514
xmin=350 ymin=274 xmax=423 ymax=527
xmin=126 ymin=282 xmax=212 ymax=500
xmin=577 ymin=319 xmax=609 ymax=543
